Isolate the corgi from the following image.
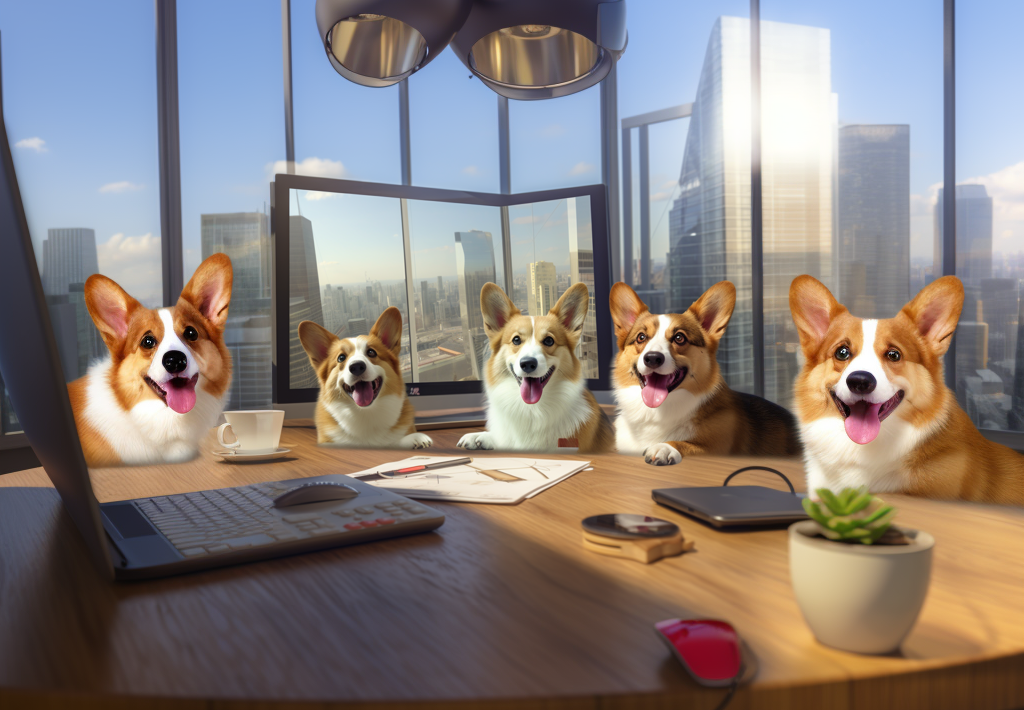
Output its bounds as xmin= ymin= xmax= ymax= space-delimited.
xmin=298 ymin=307 xmax=431 ymax=449
xmin=610 ymin=281 xmax=801 ymax=464
xmin=790 ymin=275 xmax=1023 ymax=505
xmin=457 ymin=282 xmax=614 ymax=454
xmin=67 ymin=253 xmax=234 ymax=466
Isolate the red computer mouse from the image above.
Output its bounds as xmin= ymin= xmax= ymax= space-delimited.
xmin=654 ymin=618 xmax=744 ymax=688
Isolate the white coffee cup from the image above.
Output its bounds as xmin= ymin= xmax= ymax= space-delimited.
xmin=217 ymin=410 xmax=285 ymax=454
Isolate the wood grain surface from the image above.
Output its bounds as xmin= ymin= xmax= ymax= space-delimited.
xmin=1 ymin=419 xmax=1022 ymax=710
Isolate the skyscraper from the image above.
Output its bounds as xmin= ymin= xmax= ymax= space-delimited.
xmin=1009 ymin=295 xmax=1024 ymax=431
xmin=455 ymin=230 xmax=497 ymax=379
xmin=567 ymin=198 xmax=598 ymax=379
xmin=528 ymin=261 xmax=557 ymax=317
xmin=68 ymin=282 xmax=105 ymax=377
xmin=289 ymin=216 xmax=324 ymax=389
xmin=836 ymin=125 xmax=910 ymax=318
xmin=201 ymin=212 xmax=272 ymax=409
xmin=42 ymin=228 xmax=98 ymax=297
xmin=934 ymin=184 xmax=994 ymax=288
xmin=667 ymin=16 xmax=834 ymax=402
xmin=420 ymin=280 xmax=433 ymax=329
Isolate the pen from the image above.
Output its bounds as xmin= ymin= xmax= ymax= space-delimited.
xmin=378 ymin=457 xmax=473 ymax=478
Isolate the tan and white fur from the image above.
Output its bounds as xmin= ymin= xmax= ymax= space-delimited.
xmin=790 ymin=275 xmax=1023 ymax=505
xmin=611 ymin=281 xmax=801 ymax=465
xmin=457 ymin=282 xmax=614 ymax=454
xmin=298 ymin=308 xmax=431 ymax=449
xmin=67 ymin=253 xmax=234 ymax=466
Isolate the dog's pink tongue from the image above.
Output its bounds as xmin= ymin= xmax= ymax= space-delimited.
xmin=641 ymin=373 xmax=671 ymax=408
xmin=845 ymin=400 xmax=883 ymax=444
xmin=520 ymin=377 xmax=544 ymax=404
xmin=165 ymin=375 xmax=197 ymax=414
xmin=352 ymin=381 xmax=375 ymax=407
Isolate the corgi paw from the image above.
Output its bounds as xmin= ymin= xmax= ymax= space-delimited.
xmin=402 ymin=432 xmax=433 ymax=449
xmin=643 ymin=443 xmax=682 ymax=466
xmin=457 ymin=432 xmax=494 ymax=450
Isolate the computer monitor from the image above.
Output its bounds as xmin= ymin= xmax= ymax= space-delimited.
xmin=270 ymin=176 xmax=613 ymax=406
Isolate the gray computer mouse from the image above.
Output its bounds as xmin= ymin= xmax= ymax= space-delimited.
xmin=272 ymin=481 xmax=359 ymax=508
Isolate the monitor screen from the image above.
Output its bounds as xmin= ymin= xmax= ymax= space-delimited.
xmin=272 ymin=177 xmax=611 ymax=403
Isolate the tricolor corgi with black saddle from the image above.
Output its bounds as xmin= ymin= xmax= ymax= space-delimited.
xmin=457 ymin=282 xmax=614 ymax=454
xmin=67 ymin=253 xmax=234 ymax=466
xmin=790 ymin=274 xmax=1023 ymax=505
xmin=610 ymin=281 xmax=801 ymax=464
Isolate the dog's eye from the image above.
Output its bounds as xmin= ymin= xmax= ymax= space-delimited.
xmin=366 ymin=348 xmax=377 ymax=358
xmin=636 ymin=333 xmax=647 ymax=344
xmin=673 ymin=332 xmax=687 ymax=345
xmin=835 ymin=345 xmax=852 ymax=361
xmin=886 ymin=349 xmax=902 ymax=362
xmin=337 ymin=353 xmax=346 ymax=363
xmin=183 ymin=326 xmax=198 ymax=342
xmin=141 ymin=334 xmax=157 ymax=349
xmin=542 ymin=336 xmax=555 ymax=347
xmin=512 ymin=335 xmax=521 ymax=345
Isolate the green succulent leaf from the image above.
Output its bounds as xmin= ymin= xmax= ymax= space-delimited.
xmin=804 ymin=487 xmax=897 ymax=545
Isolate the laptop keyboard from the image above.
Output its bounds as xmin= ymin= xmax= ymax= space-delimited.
xmin=135 ymin=480 xmax=432 ymax=558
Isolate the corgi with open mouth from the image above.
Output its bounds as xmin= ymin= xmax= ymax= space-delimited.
xmin=298 ymin=307 xmax=432 ymax=450
xmin=610 ymin=281 xmax=802 ymax=464
xmin=67 ymin=253 xmax=234 ymax=466
xmin=790 ymin=274 xmax=1023 ymax=505
xmin=457 ymin=282 xmax=614 ymax=454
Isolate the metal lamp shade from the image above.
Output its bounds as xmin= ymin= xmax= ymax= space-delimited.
xmin=452 ymin=0 xmax=627 ymax=100
xmin=316 ymin=0 xmax=473 ymax=87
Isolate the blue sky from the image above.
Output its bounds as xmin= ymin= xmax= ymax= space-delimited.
xmin=2 ymin=0 xmax=1022 ymax=307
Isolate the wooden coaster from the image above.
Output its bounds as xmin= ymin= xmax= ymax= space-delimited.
xmin=582 ymin=530 xmax=695 ymax=564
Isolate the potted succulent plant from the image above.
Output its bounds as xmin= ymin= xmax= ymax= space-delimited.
xmin=789 ymin=487 xmax=934 ymax=654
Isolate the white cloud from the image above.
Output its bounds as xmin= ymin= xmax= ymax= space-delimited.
xmin=569 ymin=161 xmax=596 ymax=176
xmin=99 ymin=181 xmax=144 ymax=194
xmin=962 ymin=160 xmax=1024 ymax=231
xmin=513 ymin=215 xmax=541 ymax=225
xmin=267 ymin=156 xmax=347 ymax=180
xmin=462 ymin=165 xmax=480 ymax=175
xmin=651 ymin=191 xmax=674 ymax=203
xmin=14 ymin=137 xmax=47 ymax=152
xmin=304 ymin=191 xmax=337 ymax=201
xmin=541 ymin=124 xmax=566 ymax=139
xmin=96 ymin=232 xmax=162 ymax=306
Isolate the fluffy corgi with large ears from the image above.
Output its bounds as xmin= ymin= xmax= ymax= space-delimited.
xmin=790 ymin=274 xmax=1023 ymax=505
xmin=67 ymin=253 xmax=234 ymax=466
xmin=610 ymin=281 xmax=801 ymax=464
xmin=457 ymin=282 xmax=614 ymax=454
xmin=298 ymin=307 xmax=431 ymax=449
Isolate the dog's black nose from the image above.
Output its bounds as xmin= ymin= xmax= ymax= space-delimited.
xmin=519 ymin=357 xmax=538 ymax=374
xmin=349 ymin=361 xmax=366 ymax=377
xmin=846 ymin=370 xmax=876 ymax=394
xmin=643 ymin=352 xmax=665 ymax=369
xmin=162 ymin=350 xmax=188 ymax=374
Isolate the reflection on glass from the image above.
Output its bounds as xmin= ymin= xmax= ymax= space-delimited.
xmin=288 ymin=190 xmax=410 ymax=388
xmin=508 ymin=197 xmax=599 ymax=378
xmin=406 ymin=201 xmax=506 ymax=381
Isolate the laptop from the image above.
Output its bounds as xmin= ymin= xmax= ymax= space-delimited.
xmin=652 ymin=485 xmax=808 ymax=529
xmin=0 ymin=112 xmax=444 ymax=581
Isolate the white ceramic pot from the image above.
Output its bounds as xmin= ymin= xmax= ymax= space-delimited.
xmin=788 ymin=520 xmax=934 ymax=654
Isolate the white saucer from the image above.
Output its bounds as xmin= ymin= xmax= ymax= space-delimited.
xmin=212 ymin=447 xmax=291 ymax=462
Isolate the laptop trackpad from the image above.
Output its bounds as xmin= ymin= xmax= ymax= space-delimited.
xmin=102 ymin=503 xmax=157 ymax=538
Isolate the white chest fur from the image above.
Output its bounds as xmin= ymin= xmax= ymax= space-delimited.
xmin=484 ymin=376 xmax=592 ymax=451
xmin=613 ymin=385 xmax=708 ymax=455
xmin=322 ymin=393 xmax=406 ymax=447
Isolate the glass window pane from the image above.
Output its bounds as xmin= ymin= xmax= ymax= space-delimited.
xmin=178 ymin=0 xmax=283 ymax=411
xmin=287 ymin=191 xmax=410 ymax=387
xmin=409 ymin=52 xmax=500 ymax=192
xmin=1 ymin=1 xmax=161 ymax=433
xmin=406 ymin=201 xmax=505 ymax=381
xmin=955 ymin=1 xmax=1024 ymax=432
xmin=510 ymin=88 xmax=601 ymax=193
xmin=760 ymin=1 xmax=942 ymax=405
xmin=508 ymin=197 xmax=599 ymax=378
xmin=291 ymin=0 xmax=401 ymax=184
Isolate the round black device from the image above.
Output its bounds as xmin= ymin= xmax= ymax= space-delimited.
xmin=581 ymin=514 xmax=680 ymax=540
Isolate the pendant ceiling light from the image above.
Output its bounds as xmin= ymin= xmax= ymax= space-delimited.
xmin=315 ymin=0 xmax=473 ymax=87
xmin=451 ymin=0 xmax=627 ymax=100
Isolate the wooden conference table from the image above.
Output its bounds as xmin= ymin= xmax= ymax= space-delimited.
xmin=0 ymin=419 xmax=1022 ymax=710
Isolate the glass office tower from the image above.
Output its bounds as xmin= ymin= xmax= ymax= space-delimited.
xmin=41 ymin=228 xmax=99 ymax=297
xmin=455 ymin=230 xmax=497 ymax=379
xmin=288 ymin=215 xmax=325 ymax=389
xmin=934 ymin=185 xmax=994 ymax=289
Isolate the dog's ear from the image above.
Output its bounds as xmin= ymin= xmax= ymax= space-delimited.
xmin=790 ymin=275 xmax=846 ymax=357
xmin=900 ymin=275 xmax=964 ymax=357
xmin=609 ymin=282 xmax=648 ymax=350
xmin=550 ymin=283 xmax=589 ymax=335
xmin=688 ymin=281 xmax=736 ymax=341
xmin=179 ymin=253 xmax=233 ymax=329
xmin=480 ymin=283 xmax=519 ymax=339
xmin=298 ymin=320 xmax=337 ymax=370
xmin=370 ymin=307 xmax=403 ymax=354
xmin=84 ymin=274 xmax=143 ymax=353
